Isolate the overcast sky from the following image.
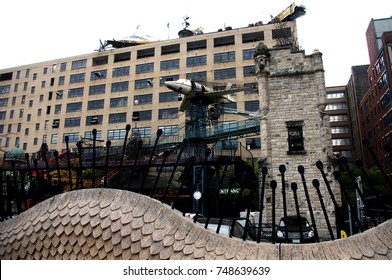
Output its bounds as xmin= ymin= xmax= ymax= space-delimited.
xmin=0 ymin=0 xmax=391 ymax=86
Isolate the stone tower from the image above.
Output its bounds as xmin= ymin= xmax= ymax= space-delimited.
xmin=254 ymin=43 xmax=339 ymax=239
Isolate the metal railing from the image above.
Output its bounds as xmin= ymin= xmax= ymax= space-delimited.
xmin=1 ymin=127 xmax=391 ymax=244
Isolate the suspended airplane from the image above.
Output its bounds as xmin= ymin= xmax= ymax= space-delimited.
xmin=164 ymin=79 xmax=243 ymax=112
xmin=97 ymin=35 xmax=157 ymax=51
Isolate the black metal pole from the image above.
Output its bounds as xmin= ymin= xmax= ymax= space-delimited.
xmin=76 ymin=141 xmax=83 ymax=189
xmin=161 ymin=139 xmax=188 ymax=203
xmin=92 ymin=129 xmax=97 ymax=188
xmin=279 ymin=164 xmax=288 ymax=243
xmin=65 ymin=136 xmax=73 ymax=190
xmin=297 ymin=165 xmax=319 ymax=242
xmin=291 ymin=182 xmax=304 ymax=240
xmin=312 ymin=179 xmax=334 ymax=240
xmin=172 ymin=156 xmax=196 ymax=210
xmin=316 ymin=160 xmax=343 ymax=238
xmin=140 ymin=129 xmax=163 ymax=194
xmin=0 ymin=168 xmax=4 ymax=221
xmin=257 ymin=166 xmax=268 ymax=243
xmin=333 ymin=170 xmax=365 ymax=232
xmin=270 ymin=180 xmax=277 ymax=244
xmin=205 ymin=157 xmax=230 ymax=230
xmin=103 ymin=140 xmax=111 ymax=188
xmin=127 ymin=139 xmax=143 ymax=191
xmin=53 ymin=151 xmax=62 ymax=193
xmin=150 ymin=150 xmax=170 ymax=198
xmin=116 ymin=124 xmax=131 ymax=188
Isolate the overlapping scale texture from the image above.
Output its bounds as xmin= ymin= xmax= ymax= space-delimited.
xmin=0 ymin=189 xmax=391 ymax=260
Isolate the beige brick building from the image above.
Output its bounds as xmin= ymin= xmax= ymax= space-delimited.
xmin=0 ymin=21 xmax=297 ymax=163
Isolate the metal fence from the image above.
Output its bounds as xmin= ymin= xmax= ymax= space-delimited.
xmin=1 ymin=127 xmax=391 ymax=244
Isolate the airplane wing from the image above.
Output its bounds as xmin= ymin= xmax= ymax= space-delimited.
xmin=179 ymin=97 xmax=192 ymax=112
xmin=203 ymin=87 xmax=243 ymax=98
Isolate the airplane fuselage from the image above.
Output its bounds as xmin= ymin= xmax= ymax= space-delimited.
xmin=164 ymin=79 xmax=236 ymax=111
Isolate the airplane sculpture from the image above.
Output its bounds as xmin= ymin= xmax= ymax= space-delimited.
xmin=164 ymin=79 xmax=242 ymax=112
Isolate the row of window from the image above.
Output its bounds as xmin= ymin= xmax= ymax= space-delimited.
xmin=0 ymin=44 xmax=262 ymax=87
xmin=1 ymin=63 xmax=258 ymax=97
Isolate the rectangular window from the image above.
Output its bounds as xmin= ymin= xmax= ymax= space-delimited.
xmin=243 ymin=65 xmax=255 ymax=77
xmin=135 ymin=63 xmax=154 ymax=74
xmin=64 ymin=117 xmax=81 ymax=127
xmin=137 ymin=48 xmax=154 ymax=59
xmin=0 ymin=98 xmax=8 ymax=107
xmin=112 ymin=66 xmax=130 ymax=77
xmin=89 ymin=84 xmax=106 ymax=95
xmin=186 ymin=55 xmax=207 ymax=67
xmin=84 ymin=130 xmax=103 ymax=140
xmin=214 ymin=68 xmax=236 ymax=80
xmin=243 ymin=49 xmax=256 ymax=60
xmin=246 ymin=138 xmax=261 ymax=149
xmin=58 ymin=76 xmax=65 ymax=85
xmin=63 ymin=132 xmax=79 ymax=143
xmin=114 ymin=52 xmax=131 ymax=63
xmin=108 ymin=112 xmax=126 ymax=123
xmin=160 ymin=59 xmax=180 ymax=70
xmin=111 ymin=81 xmax=129 ymax=92
xmin=214 ymin=35 xmax=235 ymax=47
xmin=66 ymin=102 xmax=83 ymax=112
xmin=134 ymin=94 xmax=153 ymax=105
xmin=87 ymin=99 xmax=105 ymax=110
xmin=60 ymin=62 xmax=67 ymax=71
xmin=158 ymin=125 xmax=178 ymax=136
xmin=158 ymin=108 xmax=178 ymax=119
xmin=187 ymin=39 xmax=207 ymax=51
xmin=71 ymin=59 xmax=87 ymax=69
xmin=244 ymin=82 xmax=258 ymax=94
xmin=70 ymin=73 xmax=85 ymax=84
xmin=132 ymin=127 xmax=151 ymax=137
xmin=214 ymin=51 xmax=235 ymax=63
xmin=107 ymin=129 xmax=127 ymax=140
xmin=110 ymin=97 xmax=128 ymax=108
xmin=286 ymin=121 xmax=305 ymax=153
xmin=161 ymin=44 xmax=180 ymax=55
xmin=90 ymin=70 xmax=107 ymax=80
xmin=132 ymin=110 xmax=152 ymax=121
xmin=242 ymin=31 xmax=264 ymax=43
xmin=68 ymin=87 xmax=84 ymax=98
xmin=0 ymin=85 xmax=11 ymax=94
xmin=186 ymin=71 xmax=207 ymax=82
xmin=159 ymin=92 xmax=178 ymax=103
xmin=92 ymin=55 xmax=108 ymax=66
xmin=244 ymin=100 xmax=259 ymax=111
xmin=55 ymin=104 xmax=61 ymax=114
xmin=135 ymin=79 xmax=152 ymax=89
xmin=51 ymin=134 xmax=58 ymax=144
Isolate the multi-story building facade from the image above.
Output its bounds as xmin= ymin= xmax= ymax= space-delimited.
xmin=358 ymin=17 xmax=392 ymax=169
xmin=346 ymin=65 xmax=370 ymax=162
xmin=0 ymin=21 xmax=297 ymax=164
xmin=325 ymin=86 xmax=355 ymax=161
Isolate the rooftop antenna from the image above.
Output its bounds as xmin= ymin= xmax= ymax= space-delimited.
xmin=183 ymin=15 xmax=190 ymax=29
xmin=134 ymin=24 xmax=140 ymax=36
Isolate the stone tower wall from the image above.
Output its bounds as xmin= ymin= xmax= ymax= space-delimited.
xmin=256 ymin=46 xmax=339 ymax=239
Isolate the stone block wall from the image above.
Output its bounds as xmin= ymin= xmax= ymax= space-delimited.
xmin=255 ymin=45 xmax=339 ymax=239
